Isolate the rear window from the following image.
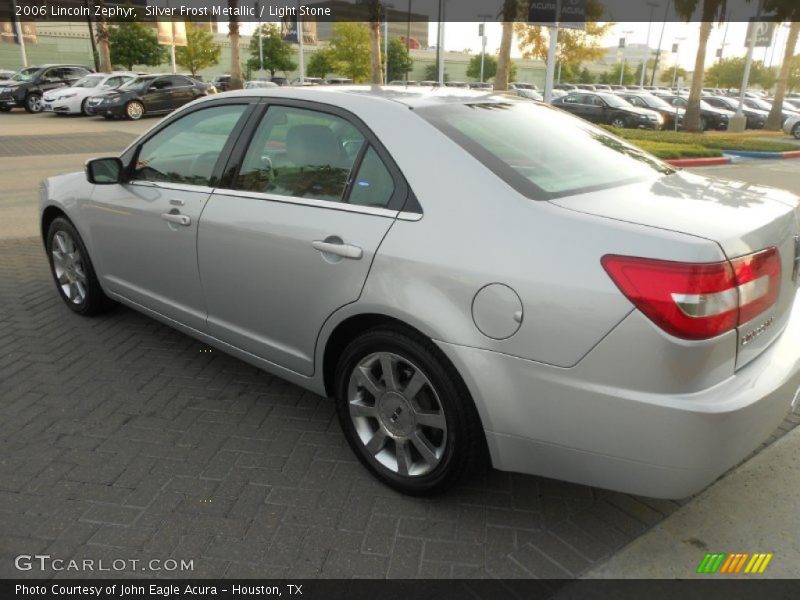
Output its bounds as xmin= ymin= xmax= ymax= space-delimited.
xmin=417 ymin=101 xmax=672 ymax=199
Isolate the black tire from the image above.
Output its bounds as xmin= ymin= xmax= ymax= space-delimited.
xmin=24 ymin=93 xmax=42 ymax=113
xmin=793 ymin=123 xmax=800 ymax=140
xmin=610 ymin=116 xmax=627 ymax=129
xmin=125 ymin=100 xmax=144 ymax=120
xmin=80 ymin=98 xmax=89 ymax=116
xmin=45 ymin=217 xmax=112 ymax=316
xmin=334 ymin=326 xmax=486 ymax=496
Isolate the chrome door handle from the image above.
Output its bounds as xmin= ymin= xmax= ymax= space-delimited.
xmin=312 ymin=240 xmax=363 ymax=259
xmin=161 ymin=213 xmax=191 ymax=226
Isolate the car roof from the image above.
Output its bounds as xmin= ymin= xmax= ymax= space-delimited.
xmin=207 ymin=85 xmax=522 ymax=110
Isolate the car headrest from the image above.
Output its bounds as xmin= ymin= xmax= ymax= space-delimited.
xmin=286 ymin=125 xmax=341 ymax=168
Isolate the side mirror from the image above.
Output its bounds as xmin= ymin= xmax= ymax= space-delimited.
xmin=86 ymin=157 xmax=123 ymax=184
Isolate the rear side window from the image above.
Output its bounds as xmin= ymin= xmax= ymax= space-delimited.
xmin=235 ymin=106 xmax=365 ymax=203
xmin=418 ymin=101 xmax=672 ymax=199
xmin=348 ymin=147 xmax=394 ymax=208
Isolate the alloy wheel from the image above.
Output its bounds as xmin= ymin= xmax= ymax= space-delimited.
xmin=126 ymin=101 xmax=144 ymax=120
xmin=51 ymin=230 xmax=88 ymax=305
xmin=27 ymin=94 xmax=42 ymax=112
xmin=611 ymin=118 xmax=626 ymax=128
xmin=347 ymin=352 xmax=447 ymax=477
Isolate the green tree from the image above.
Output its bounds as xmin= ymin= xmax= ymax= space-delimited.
xmin=423 ymin=63 xmax=449 ymax=82
xmin=607 ymin=62 xmax=636 ymax=85
xmin=247 ymin=24 xmax=297 ymax=78
xmin=175 ymin=23 xmax=221 ymax=77
xmin=660 ymin=65 xmax=688 ymax=85
xmin=109 ymin=21 xmax=165 ymax=70
xmin=705 ymin=57 xmax=770 ymax=89
xmin=577 ymin=66 xmax=595 ymax=83
xmin=328 ymin=22 xmax=371 ymax=82
xmin=385 ymin=38 xmax=413 ymax=82
xmin=467 ymin=54 xmax=517 ymax=82
xmin=789 ymin=54 xmax=800 ymax=92
xmin=307 ymin=48 xmax=336 ymax=79
xmin=763 ymin=2 xmax=800 ymax=127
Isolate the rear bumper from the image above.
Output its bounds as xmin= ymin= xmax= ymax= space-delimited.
xmin=437 ymin=294 xmax=800 ymax=499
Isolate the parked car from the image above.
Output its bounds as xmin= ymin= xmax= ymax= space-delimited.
xmin=0 ymin=64 xmax=92 ymax=113
xmin=42 ymin=71 xmax=137 ymax=116
xmin=468 ymin=82 xmax=493 ymax=90
xmin=783 ymin=113 xmax=800 ymax=139
xmin=84 ymin=74 xmax=207 ymax=120
xmin=703 ymin=95 xmax=768 ymax=129
xmin=445 ymin=81 xmax=469 ymax=88
xmin=326 ymin=78 xmax=354 ymax=85
xmin=388 ymin=80 xmax=421 ymax=86
xmin=741 ymin=97 xmax=799 ymax=125
xmin=594 ymin=84 xmax=613 ymax=91
xmin=617 ymin=92 xmax=685 ymax=130
xmin=245 ymin=80 xmax=279 ymax=89
xmin=511 ymin=82 xmax=538 ymax=91
xmin=212 ymin=74 xmax=232 ymax=92
xmin=40 ymin=86 xmax=800 ymax=499
xmin=291 ymin=77 xmax=325 ymax=86
xmin=552 ymin=91 xmax=663 ymax=129
xmin=659 ymin=94 xmax=732 ymax=130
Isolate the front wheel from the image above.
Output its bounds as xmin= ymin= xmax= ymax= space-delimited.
xmin=24 ymin=94 xmax=42 ymax=113
xmin=793 ymin=123 xmax=800 ymax=140
xmin=81 ymin=98 xmax=90 ymax=116
xmin=125 ymin=100 xmax=144 ymax=120
xmin=610 ymin=116 xmax=627 ymax=129
xmin=46 ymin=217 xmax=111 ymax=316
xmin=334 ymin=327 xmax=485 ymax=495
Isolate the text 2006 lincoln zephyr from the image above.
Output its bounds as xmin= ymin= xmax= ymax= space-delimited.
xmin=39 ymin=87 xmax=800 ymax=497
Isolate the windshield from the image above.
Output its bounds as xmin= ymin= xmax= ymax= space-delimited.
xmin=597 ymin=93 xmax=631 ymax=108
xmin=417 ymin=101 xmax=672 ymax=198
xmin=640 ymin=95 xmax=674 ymax=110
xmin=119 ymin=77 xmax=154 ymax=93
xmin=73 ymin=75 xmax=104 ymax=88
xmin=746 ymin=98 xmax=772 ymax=111
xmin=11 ymin=67 xmax=40 ymax=82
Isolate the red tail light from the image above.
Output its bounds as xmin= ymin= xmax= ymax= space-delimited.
xmin=602 ymin=248 xmax=781 ymax=341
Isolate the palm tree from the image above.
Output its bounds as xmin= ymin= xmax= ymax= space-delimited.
xmin=675 ymin=0 xmax=728 ymax=133
xmin=495 ymin=0 xmax=520 ymax=91
xmin=95 ymin=0 xmax=111 ymax=72
xmin=228 ymin=0 xmax=244 ymax=90
xmin=369 ymin=0 xmax=384 ymax=84
xmin=765 ymin=19 xmax=799 ymax=130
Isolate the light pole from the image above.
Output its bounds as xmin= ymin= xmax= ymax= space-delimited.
xmin=734 ymin=0 xmax=765 ymax=131
xmin=640 ymin=2 xmax=659 ymax=87
xmin=477 ymin=16 xmax=490 ymax=83
xmin=650 ymin=0 xmax=671 ymax=86
xmin=619 ymin=30 xmax=634 ymax=86
xmin=717 ymin=20 xmax=730 ymax=62
xmin=671 ymin=37 xmax=685 ymax=89
xmin=383 ymin=3 xmax=394 ymax=82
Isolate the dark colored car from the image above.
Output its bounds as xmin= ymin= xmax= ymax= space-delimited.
xmin=618 ymin=92 xmax=685 ymax=130
xmin=659 ymin=95 xmax=732 ymax=131
xmin=84 ymin=74 xmax=207 ymax=120
xmin=742 ymin=97 xmax=798 ymax=125
xmin=702 ymin=95 xmax=767 ymax=129
xmin=0 ymin=64 xmax=92 ymax=113
xmin=552 ymin=91 xmax=663 ymax=129
xmin=212 ymin=74 xmax=232 ymax=92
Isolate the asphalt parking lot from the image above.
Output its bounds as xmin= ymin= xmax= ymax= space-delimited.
xmin=1 ymin=112 xmax=799 ymax=580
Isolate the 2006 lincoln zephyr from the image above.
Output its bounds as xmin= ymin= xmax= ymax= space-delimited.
xmin=40 ymin=87 xmax=800 ymax=498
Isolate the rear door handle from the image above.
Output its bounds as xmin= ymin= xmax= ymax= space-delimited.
xmin=161 ymin=213 xmax=191 ymax=227
xmin=312 ymin=240 xmax=363 ymax=260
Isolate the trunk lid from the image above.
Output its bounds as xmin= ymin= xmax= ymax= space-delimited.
xmin=551 ymin=170 xmax=800 ymax=368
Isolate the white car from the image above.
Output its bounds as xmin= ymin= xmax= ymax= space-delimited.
xmin=42 ymin=72 xmax=137 ymax=115
xmin=783 ymin=113 xmax=800 ymax=139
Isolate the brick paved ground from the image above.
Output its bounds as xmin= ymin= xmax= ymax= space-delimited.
xmin=2 ymin=238 xmax=797 ymax=580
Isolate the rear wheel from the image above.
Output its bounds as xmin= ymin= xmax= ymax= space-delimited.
xmin=334 ymin=327 xmax=485 ymax=495
xmin=125 ymin=100 xmax=144 ymax=120
xmin=45 ymin=217 xmax=111 ymax=316
xmin=24 ymin=93 xmax=42 ymax=113
xmin=793 ymin=123 xmax=800 ymax=140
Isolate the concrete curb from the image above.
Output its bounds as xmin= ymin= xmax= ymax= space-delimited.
xmin=723 ymin=149 xmax=800 ymax=160
xmin=665 ymin=156 xmax=731 ymax=167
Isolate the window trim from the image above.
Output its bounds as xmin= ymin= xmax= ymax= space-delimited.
xmin=124 ymin=98 xmax=256 ymax=191
xmin=216 ymin=98 xmax=419 ymax=215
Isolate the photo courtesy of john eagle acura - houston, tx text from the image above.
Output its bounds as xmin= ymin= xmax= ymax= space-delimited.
xmin=39 ymin=85 xmax=800 ymax=498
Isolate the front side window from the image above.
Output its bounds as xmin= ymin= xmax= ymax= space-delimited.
xmin=418 ymin=101 xmax=673 ymax=198
xmin=235 ymin=106 xmax=365 ymax=203
xmin=133 ymin=104 xmax=246 ymax=187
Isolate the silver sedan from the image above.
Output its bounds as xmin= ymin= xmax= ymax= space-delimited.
xmin=40 ymin=87 xmax=800 ymax=498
